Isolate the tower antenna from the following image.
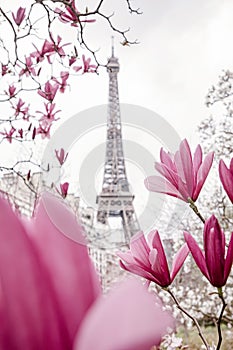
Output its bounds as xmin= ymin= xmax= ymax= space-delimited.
xmin=111 ymin=36 xmax=114 ymax=57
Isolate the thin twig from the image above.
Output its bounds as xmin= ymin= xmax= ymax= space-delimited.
xmin=188 ymin=198 xmax=205 ymax=224
xmin=216 ymin=288 xmax=227 ymax=350
xmin=164 ymin=287 xmax=210 ymax=350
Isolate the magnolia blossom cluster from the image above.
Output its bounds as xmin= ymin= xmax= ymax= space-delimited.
xmin=120 ymin=140 xmax=233 ymax=289
xmin=1 ymin=3 xmax=97 ymax=145
xmin=0 ymin=2 xmax=99 ymax=199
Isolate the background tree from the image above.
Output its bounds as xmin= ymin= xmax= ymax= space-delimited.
xmin=0 ymin=0 xmax=141 ymax=209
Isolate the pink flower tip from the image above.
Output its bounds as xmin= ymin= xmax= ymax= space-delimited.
xmin=219 ymin=158 xmax=233 ymax=203
xmin=12 ymin=7 xmax=26 ymax=26
xmin=55 ymin=148 xmax=68 ymax=165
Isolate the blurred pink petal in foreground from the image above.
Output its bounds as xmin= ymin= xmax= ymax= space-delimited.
xmin=76 ymin=278 xmax=174 ymax=350
xmin=0 ymin=192 xmax=174 ymax=349
xmin=118 ymin=230 xmax=189 ymax=287
xmin=145 ymin=139 xmax=214 ymax=202
xmin=0 ymin=192 xmax=99 ymax=349
xmin=184 ymin=215 xmax=233 ymax=287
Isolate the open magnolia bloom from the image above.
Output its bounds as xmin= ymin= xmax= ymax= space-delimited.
xmin=118 ymin=230 xmax=189 ymax=288
xmin=0 ymin=192 xmax=174 ymax=349
xmin=184 ymin=215 xmax=233 ymax=288
xmin=145 ymin=139 xmax=214 ymax=202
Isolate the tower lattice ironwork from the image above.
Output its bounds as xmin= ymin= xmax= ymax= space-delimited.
xmin=96 ymin=44 xmax=140 ymax=244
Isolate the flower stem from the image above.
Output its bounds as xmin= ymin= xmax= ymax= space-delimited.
xmin=216 ymin=288 xmax=227 ymax=350
xmin=164 ymin=287 xmax=210 ymax=350
xmin=188 ymin=198 xmax=205 ymax=224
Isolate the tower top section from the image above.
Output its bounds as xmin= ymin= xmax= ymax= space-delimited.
xmin=106 ymin=37 xmax=120 ymax=73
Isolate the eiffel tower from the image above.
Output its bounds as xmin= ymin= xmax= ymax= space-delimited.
xmin=96 ymin=41 xmax=140 ymax=246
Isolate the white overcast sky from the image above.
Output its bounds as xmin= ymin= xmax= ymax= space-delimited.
xmin=56 ymin=0 xmax=233 ymax=140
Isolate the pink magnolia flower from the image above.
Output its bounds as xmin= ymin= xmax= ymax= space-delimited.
xmin=37 ymin=102 xmax=61 ymax=126
xmin=219 ymin=158 xmax=233 ymax=203
xmin=0 ymin=192 xmax=174 ymax=349
xmin=31 ymin=36 xmax=69 ymax=64
xmin=145 ymin=139 xmax=214 ymax=202
xmin=31 ymin=40 xmax=55 ymax=63
xmin=184 ymin=215 xmax=233 ymax=287
xmin=54 ymin=35 xmax=70 ymax=58
xmin=82 ymin=54 xmax=97 ymax=73
xmin=12 ymin=7 xmax=26 ymax=26
xmin=12 ymin=98 xmax=23 ymax=115
xmin=69 ymin=56 xmax=77 ymax=66
xmin=38 ymin=81 xmax=59 ymax=102
xmin=118 ymin=230 xmax=189 ymax=287
xmin=5 ymin=84 xmax=16 ymax=97
xmin=19 ymin=56 xmax=36 ymax=77
xmin=36 ymin=123 xmax=51 ymax=139
xmin=60 ymin=182 xmax=69 ymax=198
xmin=55 ymin=148 xmax=68 ymax=165
xmin=11 ymin=98 xmax=29 ymax=118
xmin=1 ymin=63 xmax=8 ymax=76
xmin=0 ymin=127 xmax=16 ymax=143
xmin=53 ymin=71 xmax=69 ymax=93
xmin=55 ymin=1 xmax=95 ymax=27
xmin=17 ymin=128 xmax=23 ymax=138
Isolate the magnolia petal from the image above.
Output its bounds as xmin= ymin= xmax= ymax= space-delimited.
xmin=219 ymin=159 xmax=233 ymax=203
xmin=174 ymin=150 xmax=185 ymax=183
xmin=148 ymin=248 xmax=171 ymax=286
xmin=119 ymin=260 xmax=159 ymax=283
xmin=0 ymin=196 xmax=69 ymax=349
xmin=117 ymin=251 xmax=137 ymax=265
xmin=144 ymin=176 xmax=185 ymax=201
xmin=147 ymin=231 xmax=170 ymax=282
xmin=28 ymin=192 xmax=101 ymax=340
xmin=193 ymin=144 xmax=202 ymax=181
xmin=160 ymin=148 xmax=175 ymax=171
xmin=148 ymin=248 xmax=158 ymax=270
xmin=172 ymin=151 xmax=192 ymax=200
xmin=179 ymin=139 xmax=194 ymax=196
xmin=184 ymin=232 xmax=209 ymax=280
xmin=130 ymin=231 xmax=150 ymax=268
xmin=154 ymin=162 xmax=180 ymax=188
xmin=230 ymin=158 xmax=233 ymax=173
xmin=193 ymin=151 xmax=214 ymax=201
xmin=224 ymin=232 xmax=233 ymax=283
xmin=147 ymin=229 xmax=158 ymax=249
xmin=75 ymin=279 xmax=175 ymax=350
xmin=170 ymin=243 xmax=189 ymax=282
